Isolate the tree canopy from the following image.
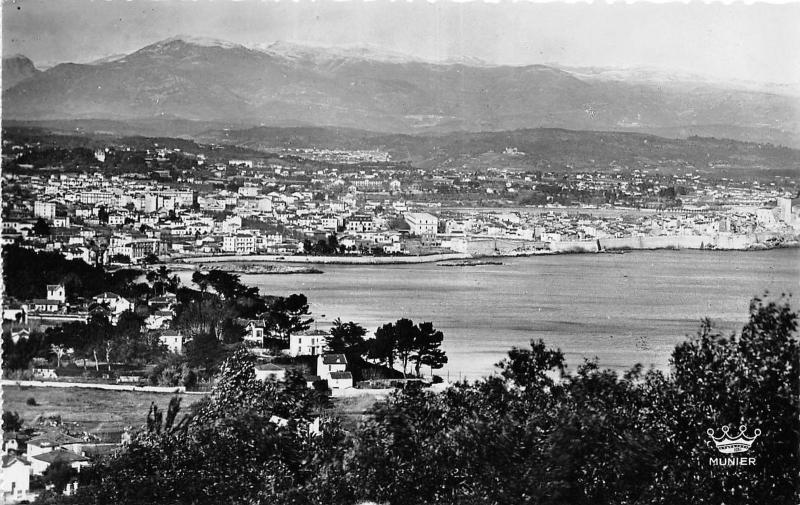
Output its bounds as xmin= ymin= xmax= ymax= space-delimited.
xmin=369 ymin=318 xmax=448 ymax=377
xmin=28 ymin=295 xmax=800 ymax=505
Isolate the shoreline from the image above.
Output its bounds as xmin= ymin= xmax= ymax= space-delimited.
xmin=168 ymin=240 xmax=798 ymax=267
xmin=174 ymin=252 xmax=473 ymax=266
xmin=168 ymin=262 xmax=325 ymax=274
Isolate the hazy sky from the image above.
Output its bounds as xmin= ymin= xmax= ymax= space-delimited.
xmin=3 ymin=0 xmax=799 ymax=84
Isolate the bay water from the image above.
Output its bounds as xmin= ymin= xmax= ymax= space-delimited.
xmin=233 ymin=249 xmax=799 ymax=380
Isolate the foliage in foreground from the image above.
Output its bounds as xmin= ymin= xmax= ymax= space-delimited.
xmin=43 ymin=295 xmax=799 ymax=505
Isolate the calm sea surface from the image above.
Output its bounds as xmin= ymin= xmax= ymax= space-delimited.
xmin=231 ymin=249 xmax=799 ymax=380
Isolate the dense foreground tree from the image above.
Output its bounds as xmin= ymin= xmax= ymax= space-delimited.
xmin=37 ymin=295 xmax=798 ymax=505
xmin=51 ymin=349 xmax=339 ymax=505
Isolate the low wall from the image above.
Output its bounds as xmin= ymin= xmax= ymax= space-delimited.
xmin=599 ymin=233 xmax=770 ymax=251
xmin=1 ymin=379 xmax=205 ymax=395
xmin=473 ymin=233 xmax=786 ymax=254
xmin=549 ymin=240 xmax=600 ymax=253
xmin=599 ymin=236 xmax=705 ymax=250
xmin=330 ymin=387 xmax=393 ymax=399
xmin=463 ymin=237 xmax=546 ymax=256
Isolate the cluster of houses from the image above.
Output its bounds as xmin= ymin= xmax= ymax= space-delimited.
xmin=4 ymin=150 xmax=798 ymax=271
xmin=3 ymin=162 xmax=443 ymax=265
xmin=246 ymin=321 xmax=354 ymax=390
xmin=3 ymin=279 xmax=357 ymax=390
xmin=3 ymin=283 xmax=189 ymax=380
xmin=2 ymin=429 xmax=125 ymax=502
xmin=4 ymin=284 xmax=135 ymax=329
xmin=252 ymin=353 xmax=353 ymax=390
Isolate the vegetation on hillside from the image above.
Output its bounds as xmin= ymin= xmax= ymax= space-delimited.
xmin=33 ymin=295 xmax=799 ymax=505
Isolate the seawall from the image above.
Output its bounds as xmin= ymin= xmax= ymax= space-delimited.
xmin=467 ymin=233 xmax=792 ymax=255
xmin=178 ymin=252 xmax=471 ymax=265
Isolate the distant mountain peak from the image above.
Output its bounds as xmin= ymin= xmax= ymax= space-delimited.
xmin=3 ymin=53 xmax=35 ymax=64
xmin=2 ymin=54 xmax=40 ymax=90
xmin=141 ymin=35 xmax=248 ymax=52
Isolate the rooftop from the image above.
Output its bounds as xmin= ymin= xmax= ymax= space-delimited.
xmin=322 ymin=354 xmax=347 ymax=365
xmin=31 ymin=448 xmax=89 ymax=464
xmin=2 ymin=455 xmax=30 ymax=468
xmin=255 ymin=363 xmax=285 ymax=371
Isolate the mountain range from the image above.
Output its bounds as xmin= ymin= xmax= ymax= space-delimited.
xmin=3 ymin=36 xmax=799 ymax=147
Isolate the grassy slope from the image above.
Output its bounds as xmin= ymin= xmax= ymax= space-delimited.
xmin=3 ymin=384 xmax=384 ymax=436
xmin=2 ymin=385 xmax=206 ymax=435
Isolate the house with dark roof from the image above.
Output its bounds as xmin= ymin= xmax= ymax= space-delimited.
xmin=329 ymin=371 xmax=354 ymax=389
xmin=317 ymin=354 xmax=352 ymax=388
xmin=30 ymin=448 xmax=90 ymax=475
xmin=25 ymin=431 xmax=83 ymax=459
xmin=46 ymin=284 xmax=66 ymax=303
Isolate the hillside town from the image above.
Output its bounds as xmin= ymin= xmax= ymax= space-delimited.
xmin=3 ymin=136 xmax=799 ymax=268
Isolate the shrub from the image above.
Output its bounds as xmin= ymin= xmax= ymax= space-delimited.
xmin=26 ymin=397 xmax=37 ymax=406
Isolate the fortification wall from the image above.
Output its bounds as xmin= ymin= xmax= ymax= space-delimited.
xmin=548 ymin=240 xmax=600 ymax=253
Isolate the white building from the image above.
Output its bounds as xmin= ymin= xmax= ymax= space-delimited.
xmin=46 ymin=284 xmax=66 ymax=304
xmin=289 ymin=330 xmax=327 ymax=357
xmin=159 ymin=330 xmax=184 ymax=354
xmin=776 ymin=196 xmax=795 ymax=224
xmin=156 ymin=189 xmax=195 ymax=208
xmin=317 ymin=354 xmax=347 ymax=380
xmin=25 ymin=432 xmax=83 ymax=460
xmin=245 ymin=321 xmax=267 ymax=345
xmin=405 ymin=212 xmax=439 ymax=235
xmin=228 ymin=159 xmax=254 ymax=168
xmin=34 ymin=201 xmax=57 ymax=220
xmin=346 ymin=215 xmax=375 ymax=233
xmin=254 ymin=363 xmax=287 ymax=382
xmin=223 ymin=233 xmax=256 ymax=254
xmin=1 ymin=455 xmax=31 ymax=501
xmin=328 ymin=371 xmax=354 ymax=389
xmin=91 ymin=292 xmax=133 ymax=316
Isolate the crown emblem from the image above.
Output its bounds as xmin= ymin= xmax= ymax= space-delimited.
xmin=707 ymin=425 xmax=761 ymax=454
